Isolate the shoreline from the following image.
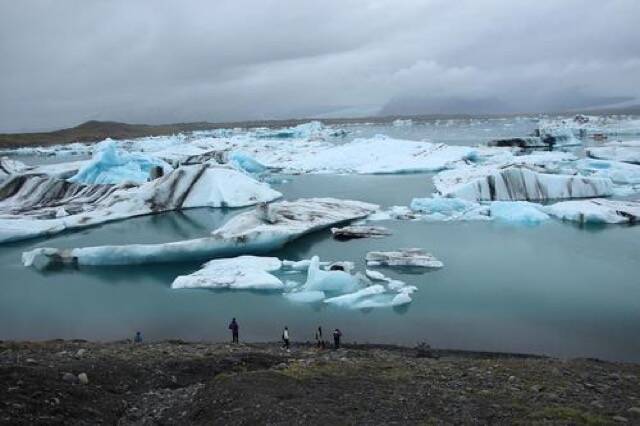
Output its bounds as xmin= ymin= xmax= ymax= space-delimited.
xmin=2 ymin=339 xmax=639 ymax=424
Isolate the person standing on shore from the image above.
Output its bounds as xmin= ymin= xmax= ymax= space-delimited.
xmin=134 ymin=331 xmax=142 ymax=343
xmin=282 ymin=326 xmax=290 ymax=351
xmin=333 ymin=328 xmax=342 ymax=349
xmin=229 ymin=318 xmax=239 ymax=344
xmin=315 ymin=326 xmax=323 ymax=349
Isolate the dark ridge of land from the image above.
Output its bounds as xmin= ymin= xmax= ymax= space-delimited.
xmin=1 ymin=340 xmax=639 ymax=425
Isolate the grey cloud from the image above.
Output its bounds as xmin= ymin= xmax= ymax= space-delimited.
xmin=1 ymin=0 xmax=639 ymax=132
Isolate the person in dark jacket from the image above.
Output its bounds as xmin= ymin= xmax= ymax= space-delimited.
xmin=333 ymin=328 xmax=342 ymax=349
xmin=315 ymin=326 xmax=323 ymax=348
xmin=134 ymin=331 xmax=143 ymax=343
xmin=229 ymin=318 xmax=239 ymax=344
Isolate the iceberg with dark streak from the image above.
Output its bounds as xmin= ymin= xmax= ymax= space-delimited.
xmin=0 ymin=164 xmax=281 ymax=243
xmin=587 ymin=146 xmax=640 ymax=165
xmin=544 ymin=199 xmax=640 ymax=224
xmin=22 ymin=198 xmax=378 ymax=269
xmin=435 ymin=165 xmax=613 ymax=201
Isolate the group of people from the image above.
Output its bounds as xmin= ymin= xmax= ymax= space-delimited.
xmin=228 ymin=318 xmax=343 ymax=350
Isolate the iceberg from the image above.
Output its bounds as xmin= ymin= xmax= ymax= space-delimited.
xmin=301 ymin=256 xmax=360 ymax=293
xmin=587 ymin=146 xmax=640 ymax=165
xmin=22 ymin=198 xmax=378 ymax=268
xmin=539 ymin=126 xmax=582 ymax=147
xmin=228 ymin=151 xmax=268 ymax=174
xmin=0 ymin=157 xmax=30 ymax=181
xmin=172 ymin=256 xmax=284 ymax=290
xmin=1 ymin=165 xmax=282 ymax=243
xmin=489 ymin=201 xmax=549 ymax=224
xmin=286 ymin=136 xmax=477 ymax=174
xmin=435 ymin=165 xmax=613 ymax=202
xmin=544 ymin=199 xmax=640 ymax=224
xmin=69 ymin=141 xmax=172 ymax=184
xmin=365 ymin=248 xmax=443 ymax=269
xmin=575 ymin=159 xmax=640 ymax=185
xmin=409 ymin=197 xmax=489 ymax=221
xmin=330 ymin=225 xmax=391 ymax=240
xmin=324 ymin=285 xmax=386 ymax=308
xmin=487 ymin=137 xmax=546 ymax=149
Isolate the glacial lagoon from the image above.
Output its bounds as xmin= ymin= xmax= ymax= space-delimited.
xmin=1 ymin=118 xmax=639 ymax=361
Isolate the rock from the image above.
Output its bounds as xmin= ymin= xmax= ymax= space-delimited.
xmin=274 ymin=363 xmax=288 ymax=370
xmin=78 ymin=373 xmax=89 ymax=385
xmin=25 ymin=358 xmax=37 ymax=364
xmin=62 ymin=372 xmax=78 ymax=384
xmin=508 ymin=375 xmax=516 ymax=382
xmin=628 ymin=407 xmax=640 ymax=415
xmin=613 ymin=415 xmax=628 ymax=423
xmin=530 ymin=384 xmax=543 ymax=392
xmin=75 ymin=349 xmax=86 ymax=358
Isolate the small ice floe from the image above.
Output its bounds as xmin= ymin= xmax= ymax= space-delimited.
xmin=544 ymin=199 xmax=640 ymax=224
xmin=22 ymin=198 xmax=378 ymax=268
xmin=330 ymin=225 xmax=391 ymax=240
xmin=435 ymin=165 xmax=613 ymax=202
xmin=409 ymin=197 xmax=489 ymax=221
xmin=365 ymin=248 xmax=443 ymax=269
xmin=392 ymin=119 xmax=413 ymax=127
xmin=172 ymin=256 xmax=285 ymax=290
xmin=587 ymin=146 xmax=640 ymax=165
xmin=489 ymin=201 xmax=550 ymax=225
xmin=538 ymin=126 xmax=582 ymax=147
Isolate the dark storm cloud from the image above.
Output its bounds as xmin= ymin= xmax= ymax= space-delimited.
xmin=1 ymin=0 xmax=639 ymax=131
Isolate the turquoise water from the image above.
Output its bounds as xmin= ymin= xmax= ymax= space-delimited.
xmin=1 ymin=172 xmax=639 ymax=361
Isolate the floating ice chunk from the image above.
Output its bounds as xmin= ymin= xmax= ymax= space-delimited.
xmin=253 ymin=121 xmax=344 ymax=140
xmin=365 ymin=249 xmax=443 ymax=269
xmin=1 ymin=165 xmax=282 ymax=244
xmin=22 ymin=198 xmax=378 ymax=268
xmin=228 ymin=151 xmax=268 ymax=174
xmin=284 ymin=290 xmax=326 ymax=303
xmin=331 ymin=225 xmax=391 ymax=240
xmin=349 ymin=292 xmax=412 ymax=309
xmin=367 ymin=206 xmax=417 ymax=221
xmin=171 ymin=256 xmax=284 ymax=290
xmin=409 ymin=197 xmax=488 ymax=221
xmin=302 ymin=256 xmax=359 ymax=293
xmin=544 ymin=199 xmax=640 ymax=224
xmin=69 ymin=141 xmax=172 ymax=184
xmin=365 ymin=269 xmax=388 ymax=281
xmin=489 ymin=201 xmax=549 ymax=224
xmin=324 ymin=285 xmax=386 ymax=308
xmin=435 ymin=165 xmax=613 ymax=201
xmin=604 ymin=140 xmax=640 ymax=148
xmin=392 ymin=119 xmax=413 ymax=127
xmin=587 ymin=146 xmax=640 ymax=165
xmin=287 ymin=136 xmax=476 ymax=174
xmin=539 ymin=126 xmax=582 ymax=147
xmin=575 ymin=159 xmax=640 ymax=185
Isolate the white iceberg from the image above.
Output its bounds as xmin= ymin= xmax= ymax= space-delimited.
xmin=489 ymin=201 xmax=549 ymax=224
xmin=409 ymin=197 xmax=489 ymax=221
xmin=1 ymin=165 xmax=282 ymax=243
xmin=544 ymin=199 xmax=640 ymax=224
xmin=69 ymin=141 xmax=172 ymax=184
xmin=365 ymin=248 xmax=443 ymax=269
xmin=301 ymin=256 xmax=360 ymax=293
xmin=22 ymin=198 xmax=378 ymax=268
xmin=284 ymin=290 xmax=326 ymax=303
xmin=539 ymin=126 xmax=582 ymax=147
xmin=228 ymin=151 xmax=268 ymax=174
xmin=171 ymin=256 xmax=284 ymax=290
xmin=435 ymin=165 xmax=613 ymax=202
xmin=324 ymin=285 xmax=386 ymax=308
xmin=286 ymin=136 xmax=477 ymax=174
xmin=587 ymin=146 xmax=640 ymax=165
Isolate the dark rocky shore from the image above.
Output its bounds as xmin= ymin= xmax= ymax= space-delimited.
xmin=1 ymin=340 xmax=640 ymax=425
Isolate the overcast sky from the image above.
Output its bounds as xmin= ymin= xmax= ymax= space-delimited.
xmin=1 ymin=0 xmax=639 ymax=132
